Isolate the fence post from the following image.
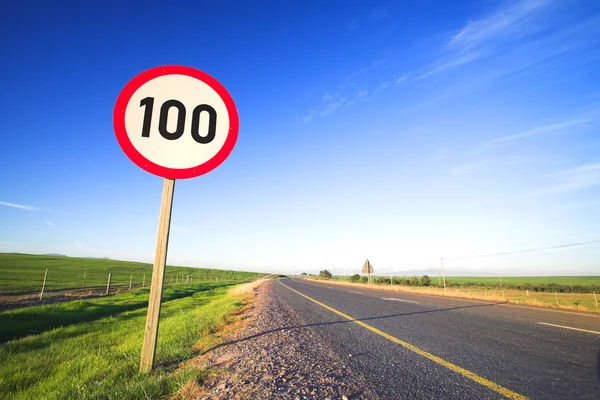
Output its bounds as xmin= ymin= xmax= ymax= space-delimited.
xmin=594 ymin=291 xmax=598 ymax=308
xmin=81 ymin=271 xmax=87 ymax=295
xmin=143 ymin=274 xmax=146 ymax=288
xmin=40 ymin=268 xmax=48 ymax=301
xmin=129 ymin=274 xmax=133 ymax=290
xmin=106 ymin=273 xmax=112 ymax=295
xmin=555 ymin=291 xmax=559 ymax=306
xmin=526 ymin=289 xmax=529 ymax=297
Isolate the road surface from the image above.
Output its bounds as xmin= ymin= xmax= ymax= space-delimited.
xmin=273 ymin=278 xmax=600 ymax=399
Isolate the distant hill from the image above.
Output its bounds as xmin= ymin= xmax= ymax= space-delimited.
xmin=44 ymin=253 xmax=67 ymax=257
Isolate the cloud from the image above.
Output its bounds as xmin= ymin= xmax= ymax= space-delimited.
xmin=45 ymin=221 xmax=54 ymax=226
xmin=417 ymin=0 xmax=600 ymax=92
xmin=345 ymin=59 xmax=387 ymax=80
xmin=445 ymin=161 xmax=490 ymax=175
xmin=473 ymin=118 xmax=591 ymax=153
xmin=532 ymin=162 xmax=600 ymax=195
xmin=172 ymin=226 xmax=190 ymax=233
xmin=430 ymin=148 xmax=452 ymax=160
xmin=0 ymin=201 xmax=39 ymax=211
xmin=74 ymin=241 xmax=83 ymax=248
xmin=370 ymin=6 xmax=388 ymax=20
xmin=448 ymin=0 xmax=552 ymax=52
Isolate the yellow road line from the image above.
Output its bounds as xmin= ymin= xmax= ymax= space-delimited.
xmin=537 ymin=322 xmax=600 ymax=335
xmin=279 ymin=281 xmax=527 ymax=400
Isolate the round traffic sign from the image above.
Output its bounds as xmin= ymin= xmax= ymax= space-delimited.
xmin=113 ymin=65 xmax=239 ymax=179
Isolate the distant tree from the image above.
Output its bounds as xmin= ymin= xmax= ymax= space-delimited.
xmin=421 ymin=275 xmax=431 ymax=286
xmin=300 ymin=272 xmax=307 ymax=276
xmin=360 ymin=276 xmax=369 ymax=283
xmin=410 ymin=276 xmax=420 ymax=286
xmin=349 ymin=274 xmax=361 ymax=283
xmin=319 ymin=270 xmax=332 ymax=280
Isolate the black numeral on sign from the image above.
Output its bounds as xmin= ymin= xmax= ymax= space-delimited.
xmin=139 ymin=97 xmax=217 ymax=143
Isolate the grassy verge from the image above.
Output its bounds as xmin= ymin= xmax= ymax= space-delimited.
xmin=0 ymin=283 xmax=228 ymax=343
xmin=0 ymin=253 xmax=262 ymax=294
xmin=0 ymin=284 xmax=255 ymax=399
xmin=314 ymin=278 xmax=600 ymax=312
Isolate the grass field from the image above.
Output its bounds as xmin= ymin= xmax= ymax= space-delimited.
xmin=0 ymin=253 xmax=262 ymax=294
xmin=324 ymin=278 xmax=599 ymax=311
xmin=334 ymin=275 xmax=600 ymax=287
xmin=0 ymin=280 xmax=260 ymax=399
xmin=442 ymin=276 xmax=600 ymax=286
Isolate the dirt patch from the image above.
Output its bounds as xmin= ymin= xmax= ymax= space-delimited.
xmin=178 ymin=280 xmax=378 ymax=400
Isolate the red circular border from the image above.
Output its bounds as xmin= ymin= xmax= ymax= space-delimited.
xmin=113 ymin=65 xmax=239 ymax=179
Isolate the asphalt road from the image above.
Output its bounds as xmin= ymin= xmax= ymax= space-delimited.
xmin=273 ymin=278 xmax=600 ymax=399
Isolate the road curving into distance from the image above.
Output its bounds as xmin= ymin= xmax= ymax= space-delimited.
xmin=274 ymin=278 xmax=600 ymax=399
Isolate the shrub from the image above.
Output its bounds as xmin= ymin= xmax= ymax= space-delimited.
xmin=349 ymin=274 xmax=360 ymax=283
xmin=360 ymin=276 xmax=368 ymax=283
xmin=319 ymin=270 xmax=332 ymax=280
xmin=421 ymin=275 xmax=431 ymax=286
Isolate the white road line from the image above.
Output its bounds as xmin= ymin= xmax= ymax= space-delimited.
xmin=381 ymin=297 xmax=420 ymax=304
xmin=537 ymin=322 xmax=600 ymax=335
xmin=326 ymin=286 xmax=334 ymax=289
xmin=349 ymin=291 xmax=362 ymax=294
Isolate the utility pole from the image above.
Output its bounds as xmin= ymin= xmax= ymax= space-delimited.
xmin=440 ymin=258 xmax=447 ymax=294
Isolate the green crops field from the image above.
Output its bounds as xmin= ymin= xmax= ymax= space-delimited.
xmin=334 ymin=275 xmax=600 ymax=286
xmin=0 ymin=253 xmax=263 ymax=294
xmin=442 ymin=276 xmax=600 ymax=286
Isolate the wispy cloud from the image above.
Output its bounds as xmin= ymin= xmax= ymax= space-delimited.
xmin=473 ymin=118 xmax=592 ymax=153
xmin=422 ymin=0 xmax=553 ymax=78
xmin=370 ymin=6 xmax=388 ymax=20
xmin=414 ymin=0 xmax=600 ymax=106
xmin=74 ymin=241 xmax=83 ymax=248
xmin=45 ymin=221 xmax=54 ymax=226
xmin=172 ymin=226 xmax=190 ymax=233
xmin=532 ymin=162 xmax=600 ymax=195
xmin=445 ymin=161 xmax=491 ymax=175
xmin=448 ymin=0 xmax=551 ymax=51
xmin=346 ymin=60 xmax=387 ymax=80
xmin=0 ymin=201 xmax=39 ymax=211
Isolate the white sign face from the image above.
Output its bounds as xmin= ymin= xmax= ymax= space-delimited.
xmin=114 ymin=66 xmax=239 ymax=179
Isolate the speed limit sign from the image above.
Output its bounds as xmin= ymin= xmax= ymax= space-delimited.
xmin=113 ymin=65 xmax=239 ymax=179
xmin=113 ymin=65 xmax=238 ymax=373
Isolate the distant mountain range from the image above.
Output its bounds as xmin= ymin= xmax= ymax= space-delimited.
xmin=44 ymin=253 xmax=67 ymax=257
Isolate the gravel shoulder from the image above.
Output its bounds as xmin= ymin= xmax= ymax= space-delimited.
xmin=185 ymin=279 xmax=378 ymax=400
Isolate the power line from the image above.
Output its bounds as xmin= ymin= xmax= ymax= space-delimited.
xmin=446 ymin=239 xmax=600 ymax=261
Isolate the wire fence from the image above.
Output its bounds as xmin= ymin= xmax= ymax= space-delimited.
xmin=0 ymin=267 xmax=257 ymax=304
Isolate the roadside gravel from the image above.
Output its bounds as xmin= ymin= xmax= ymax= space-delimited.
xmin=191 ymin=279 xmax=378 ymax=400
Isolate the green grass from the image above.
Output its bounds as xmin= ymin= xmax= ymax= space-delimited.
xmin=0 ymin=283 xmax=249 ymax=399
xmin=0 ymin=253 xmax=262 ymax=293
xmin=442 ymin=276 xmax=600 ymax=286
xmin=333 ymin=275 xmax=600 ymax=286
xmin=0 ymin=283 xmax=228 ymax=343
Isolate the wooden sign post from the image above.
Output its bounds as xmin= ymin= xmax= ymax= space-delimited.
xmin=114 ymin=65 xmax=239 ymax=372
xmin=140 ymin=178 xmax=174 ymax=372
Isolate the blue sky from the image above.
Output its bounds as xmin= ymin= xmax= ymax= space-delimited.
xmin=1 ymin=0 xmax=600 ymax=276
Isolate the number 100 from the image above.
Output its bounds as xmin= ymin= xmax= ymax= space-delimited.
xmin=139 ymin=97 xmax=217 ymax=144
